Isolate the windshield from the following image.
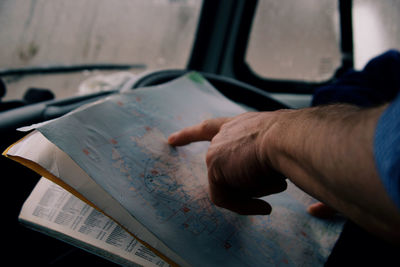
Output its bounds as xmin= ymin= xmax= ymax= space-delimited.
xmin=0 ymin=0 xmax=202 ymax=100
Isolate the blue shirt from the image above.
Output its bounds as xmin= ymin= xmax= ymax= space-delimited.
xmin=375 ymin=93 xmax=400 ymax=210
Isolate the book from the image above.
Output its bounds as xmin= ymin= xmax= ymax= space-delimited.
xmin=5 ymin=72 xmax=344 ymax=266
xmin=19 ymin=177 xmax=169 ymax=267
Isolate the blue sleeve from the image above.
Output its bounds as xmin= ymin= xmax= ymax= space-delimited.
xmin=374 ymin=93 xmax=400 ymax=210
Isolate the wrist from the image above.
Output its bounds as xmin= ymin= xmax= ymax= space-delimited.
xmin=261 ymin=105 xmax=365 ymax=176
xmin=256 ymin=109 xmax=299 ymax=175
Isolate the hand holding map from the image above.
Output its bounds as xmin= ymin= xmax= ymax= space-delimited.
xmin=5 ymin=73 xmax=344 ymax=266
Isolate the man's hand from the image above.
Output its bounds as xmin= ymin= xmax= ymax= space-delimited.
xmin=168 ymin=112 xmax=287 ymax=215
xmin=168 ymin=105 xmax=400 ymax=243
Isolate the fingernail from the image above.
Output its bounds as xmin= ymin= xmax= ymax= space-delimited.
xmin=168 ymin=133 xmax=177 ymax=144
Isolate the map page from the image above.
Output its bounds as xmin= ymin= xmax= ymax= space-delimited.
xmin=34 ymin=73 xmax=343 ymax=266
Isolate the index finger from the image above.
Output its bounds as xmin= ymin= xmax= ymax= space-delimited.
xmin=168 ymin=117 xmax=230 ymax=146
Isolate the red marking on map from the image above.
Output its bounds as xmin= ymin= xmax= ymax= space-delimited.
xmin=145 ymin=126 xmax=151 ymax=132
xmin=182 ymin=206 xmax=190 ymax=213
xmin=117 ymin=101 xmax=124 ymax=106
xmin=110 ymin=138 xmax=118 ymax=145
xmin=224 ymin=242 xmax=232 ymax=250
xmin=83 ymin=148 xmax=90 ymax=155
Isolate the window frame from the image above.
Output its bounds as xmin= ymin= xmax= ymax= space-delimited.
xmin=188 ymin=0 xmax=354 ymax=94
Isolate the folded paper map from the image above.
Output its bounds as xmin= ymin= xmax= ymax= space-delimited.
xmin=5 ymin=73 xmax=344 ymax=266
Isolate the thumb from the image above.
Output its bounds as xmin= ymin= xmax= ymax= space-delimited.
xmin=307 ymin=202 xmax=337 ymax=219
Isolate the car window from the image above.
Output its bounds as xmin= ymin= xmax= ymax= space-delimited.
xmin=353 ymin=0 xmax=400 ymax=69
xmin=245 ymin=0 xmax=341 ymax=82
xmin=0 ymin=0 xmax=202 ymax=100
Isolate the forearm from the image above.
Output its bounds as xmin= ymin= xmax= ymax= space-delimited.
xmin=263 ymin=104 xmax=400 ymax=242
xmin=168 ymin=104 xmax=400 ymax=242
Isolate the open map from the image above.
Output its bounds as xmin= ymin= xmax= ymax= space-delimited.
xmin=34 ymin=73 xmax=343 ymax=266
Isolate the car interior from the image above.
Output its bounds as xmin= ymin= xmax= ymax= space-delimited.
xmin=1 ymin=0 xmax=398 ymax=265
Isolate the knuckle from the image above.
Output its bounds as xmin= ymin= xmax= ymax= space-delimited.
xmin=205 ymin=151 xmax=213 ymax=166
xmin=205 ymin=147 xmax=218 ymax=166
xmin=200 ymin=119 xmax=212 ymax=132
